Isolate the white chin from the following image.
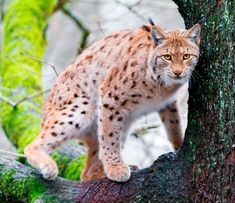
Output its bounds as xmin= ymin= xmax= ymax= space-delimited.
xmin=164 ymin=76 xmax=187 ymax=86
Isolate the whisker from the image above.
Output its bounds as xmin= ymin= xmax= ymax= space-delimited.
xmin=156 ymin=71 xmax=165 ymax=90
xmin=191 ymin=71 xmax=201 ymax=84
xmin=189 ymin=70 xmax=200 ymax=89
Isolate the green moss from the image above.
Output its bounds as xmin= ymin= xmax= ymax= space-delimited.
xmin=0 ymin=190 xmax=7 ymax=202
xmin=40 ymin=195 xmax=71 ymax=203
xmin=62 ymin=155 xmax=86 ymax=180
xmin=52 ymin=152 xmax=71 ymax=176
xmin=41 ymin=195 xmax=58 ymax=203
xmin=0 ymin=170 xmax=45 ymax=202
xmin=51 ymin=149 xmax=86 ymax=180
xmin=0 ymin=0 xmax=58 ymax=152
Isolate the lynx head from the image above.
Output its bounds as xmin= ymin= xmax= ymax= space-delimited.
xmin=148 ymin=24 xmax=201 ymax=86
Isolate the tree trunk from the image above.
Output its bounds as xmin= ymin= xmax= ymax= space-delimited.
xmin=173 ymin=0 xmax=235 ymax=201
xmin=0 ymin=0 xmax=234 ymax=202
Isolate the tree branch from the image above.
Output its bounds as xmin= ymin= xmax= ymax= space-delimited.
xmin=0 ymin=89 xmax=50 ymax=108
xmin=96 ymin=21 xmax=105 ymax=36
xmin=0 ymin=149 xmax=25 ymax=158
xmin=115 ymin=0 xmax=146 ymax=22
xmin=0 ymin=151 xmax=189 ymax=202
xmin=0 ymin=95 xmax=15 ymax=107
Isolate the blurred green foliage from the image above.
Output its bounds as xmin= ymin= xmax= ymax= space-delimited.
xmin=1 ymin=0 xmax=58 ymax=152
xmin=0 ymin=0 xmax=86 ymax=183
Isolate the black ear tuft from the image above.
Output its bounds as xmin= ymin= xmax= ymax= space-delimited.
xmin=147 ymin=17 xmax=155 ymax=26
xmin=150 ymin=26 xmax=166 ymax=46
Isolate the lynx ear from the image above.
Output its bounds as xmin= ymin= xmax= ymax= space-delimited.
xmin=150 ymin=26 xmax=166 ymax=46
xmin=187 ymin=24 xmax=201 ymax=46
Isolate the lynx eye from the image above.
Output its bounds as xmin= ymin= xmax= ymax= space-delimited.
xmin=163 ymin=54 xmax=172 ymax=60
xmin=183 ymin=53 xmax=190 ymax=60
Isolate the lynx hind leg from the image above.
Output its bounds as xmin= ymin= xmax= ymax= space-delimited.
xmin=25 ymin=102 xmax=95 ymax=180
xmin=159 ymin=101 xmax=183 ymax=150
xmin=81 ymin=137 xmax=105 ymax=181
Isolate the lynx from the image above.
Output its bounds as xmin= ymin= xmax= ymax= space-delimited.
xmin=25 ymin=22 xmax=201 ymax=182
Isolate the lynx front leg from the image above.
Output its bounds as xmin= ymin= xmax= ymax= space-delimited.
xmin=24 ymin=132 xmax=60 ymax=180
xmin=98 ymin=103 xmax=130 ymax=182
xmin=159 ymin=101 xmax=183 ymax=150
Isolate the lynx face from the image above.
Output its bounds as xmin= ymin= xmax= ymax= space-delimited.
xmin=149 ymin=24 xmax=201 ymax=86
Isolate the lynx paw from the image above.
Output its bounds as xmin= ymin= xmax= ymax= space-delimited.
xmin=105 ymin=163 xmax=131 ymax=182
xmin=39 ymin=160 xmax=58 ymax=180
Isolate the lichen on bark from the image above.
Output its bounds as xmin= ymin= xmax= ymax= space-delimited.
xmin=0 ymin=169 xmax=45 ymax=202
xmin=173 ymin=0 xmax=235 ymax=201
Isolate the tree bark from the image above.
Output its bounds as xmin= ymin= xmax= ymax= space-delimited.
xmin=0 ymin=0 xmax=234 ymax=202
xmin=172 ymin=0 xmax=235 ymax=201
xmin=0 ymin=152 xmax=189 ymax=203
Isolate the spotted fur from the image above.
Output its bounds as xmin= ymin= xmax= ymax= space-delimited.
xmin=25 ymin=23 xmax=201 ymax=182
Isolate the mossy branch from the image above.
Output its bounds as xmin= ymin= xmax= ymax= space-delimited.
xmin=0 ymin=152 xmax=188 ymax=202
xmin=0 ymin=89 xmax=50 ymax=108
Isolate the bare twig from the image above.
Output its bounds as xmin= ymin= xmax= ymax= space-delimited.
xmin=96 ymin=21 xmax=105 ymax=36
xmin=14 ymin=89 xmax=50 ymax=106
xmin=0 ymin=95 xmax=15 ymax=106
xmin=0 ymin=149 xmax=26 ymax=158
xmin=0 ymin=89 xmax=50 ymax=108
xmin=115 ymin=0 xmax=146 ymax=22
xmin=20 ymin=52 xmax=59 ymax=77
xmin=62 ymin=6 xmax=90 ymax=53
xmin=131 ymin=125 xmax=160 ymax=137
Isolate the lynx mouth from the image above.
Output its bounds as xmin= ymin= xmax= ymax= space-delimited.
xmin=165 ymin=74 xmax=188 ymax=86
xmin=174 ymin=76 xmax=182 ymax=80
xmin=169 ymin=75 xmax=185 ymax=80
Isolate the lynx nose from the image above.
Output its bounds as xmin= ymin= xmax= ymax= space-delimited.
xmin=173 ymin=69 xmax=183 ymax=76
